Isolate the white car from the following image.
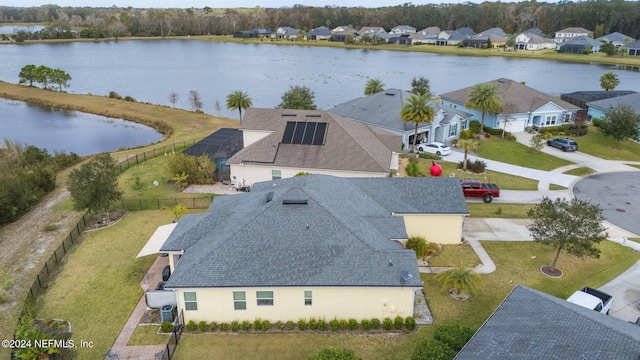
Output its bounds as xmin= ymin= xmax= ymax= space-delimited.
xmin=416 ymin=142 xmax=451 ymax=156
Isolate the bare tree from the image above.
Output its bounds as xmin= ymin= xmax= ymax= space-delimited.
xmin=214 ymin=99 xmax=221 ymax=117
xmin=189 ymin=90 xmax=203 ymax=112
xmin=168 ymin=92 xmax=179 ymax=108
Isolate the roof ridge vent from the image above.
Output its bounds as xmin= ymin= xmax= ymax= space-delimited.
xmin=282 ymin=199 xmax=308 ymax=205
xmin=282 ymin=113 xmax=297 ymax=117
xmin=385 ymin=92 xmax=396 ymax=96
xmin=305 ymin=114 xmax=321 ymax=117
xmin=266 ymin=192 xmax=274 ymax=203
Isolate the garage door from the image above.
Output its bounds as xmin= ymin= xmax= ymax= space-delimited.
xmin=503 ymin=119 xmax=527 ymax=132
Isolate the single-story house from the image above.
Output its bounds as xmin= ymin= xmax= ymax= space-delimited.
xmin=308 ymin=26 xmax=332 ymax=40
xmin=455 ymin=27 xmax=476 ymax=37
xmin=436 ymin=30 xmax=467 ymax=46
xmin=226 ymin=108 xmax=401 ymax=186
xmin=410 ymin=31 xmax=438 ymax=45
xmin=523 ymin=27 xmax=545 ymax=37
xmin=388 ymin=34 xmax=412 ymax=45
xmin=359 ymin=26 xmax=387 ymax=35
xmin=417 ymin=26 xmax=441 ymax=35
xmin=557 ymin=36 xmax=602 ymax=53
xmin=478 ymin=27 xmax=507 ymax=38
xmin=561 ymin=90 xmax=637 ymax=110
xmin=515 ymin=32 xmax=556 ymax=50
xmin=330 ymin=29 xmax=358 ymax=42
xmin=233 ymin=28 xmax=272 ymax=38
xmin=276 ymin=26 xmax=305 ymax=40
xmin=182 ymin=128 xmax=243 ymax=182
xmin=439 ymin=78 xmax=580 ymax=131
xmin=554 ymin=27 xmax=593 ymax=43
xmin=331 ymin=25 xmax=350 ymax=33
xmin=389 ymin=25 xmax=416 ymax=35
xmin=328 ymin=88 xmax=473 ymax=149
xmin=462 ymin=33 xmax=506 ymax=48
xmin=456 ymin=285 xmax=640 ymax=359
xmin=623 ymin=40 xmax=640 ymax=56
xmin=586 ymin=92 xmax=640 ymax=141
xmin=596 ymin=32 xmax=635 ymax=48
xmin=157 ymin=175 xmax=467 ymax=324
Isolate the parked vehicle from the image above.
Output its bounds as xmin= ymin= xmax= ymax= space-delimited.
xmin=417 ymin=142 xmax=451 ymax=156
xmin=162 ymin=265 xmax=171 ymax=281
xmin=547 ymin=138 xmax=578 ymax=152
xmin=566 ymin=286 xmax=613 ymax=314
xmin=461 ymin=179 xmax=500 ymax=203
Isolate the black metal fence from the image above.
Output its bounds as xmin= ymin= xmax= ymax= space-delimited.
xmin=114 ymin=139 xmax=197 ymax=176
xmin=115 ymin=196 xmax=214 ymax=211
xmin=156 ymin=324 xmax=184 ymax=360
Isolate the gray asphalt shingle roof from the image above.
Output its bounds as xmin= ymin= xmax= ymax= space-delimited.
xmin=587 ymin=92 xmax=640 ymax=112
xmin=164 ymin=175 xmax=464 ymax=289
xmin=456 ymin=285 xmax=640 ymax=359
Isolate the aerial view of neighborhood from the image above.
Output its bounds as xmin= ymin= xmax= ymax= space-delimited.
xmin=1 ymin=1 xmax=640 ymax=359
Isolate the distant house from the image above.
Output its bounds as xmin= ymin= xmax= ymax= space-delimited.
xmin=515 ymin=32 xmax=556 ymax=50
xmin=233 ymin=27 xmax=272 ymax=38
xmin=157 ymin=174 xmax=468 ymax=324
xmin=586 ymin=92 xmax=640 ymax=141
xmin=417 ymin=26 xmax=441 ymax=35
xmin=328 ymin=88 xmax=472 ymax=148
xmin=554 ymin=27 xmax=593 ymax=43
xmin=478 ymin=27 xmax=507 ymax=38
xmin=226 ymin=108 xmax=401 ymax=186
xmin=457 ymin=285 xmax=640 ymax=359
xmin=561 ymin=90 xmax=637 ymax=110
xmin=523 ymin=27 xmax=545 ymax=37
xmin=308 ymin=26 xmax=332 ymax=40
xmin=359 ymin=26 xmax=387 ymax=35
xmin=388 ymin=34 xmax=412 ymax=45
xmin=596 ymin=32 xmax=635 ymax=48
xmin=440 ymin=78 xmax=580 ymax=131
xmin=436 ymin=30 xmax=467 ymax=46
xmin=389 ymin=25 xmax=416 ymax=35
xmin=462 ymin=33 xmax=506 ymax=48
xmin=182 ymin=128 xmax=243 ymax=183
xmin=330 ymin=29 xmax=358 ymax=42
xmin=455 ymin=27 xmax=476 ymax=37
xmin=331 ymin=25 xmax=350 ymax=33
xmin=557 ymin=36 xmax=602 ymax=53
xmin=623 ymin=39 xmax=640 ymax=56
xmin=276 ymin=26 xmax=305 ymax=40
xmin=410 ymin=31 xmax=438 ymax=45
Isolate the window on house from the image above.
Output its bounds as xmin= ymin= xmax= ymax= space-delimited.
xmin=256 ymin=291 xmax=274 ymax=306
xmin=449 ymin=123 xmax=457 ymax=137
xmin=184 ymin=292 xmax=198 ymax=311
xmin=545 ymin=115 xmax=557 ymax=125
xmin=233 ymin=291 xmax=246 ymax=310
xmin=461 ymin=119 xmax=467 ymax=130
xmin=272 ymin=170 xmax=281 ymax=180
xmin=304 ymin=290 xmax=312 ymax=306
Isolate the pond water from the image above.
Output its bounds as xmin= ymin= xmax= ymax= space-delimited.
xmin=0 ymin=98 xmax=163 ymax=155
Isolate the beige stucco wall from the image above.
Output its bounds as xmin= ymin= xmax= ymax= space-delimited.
xmin=230 ymin=164 xmax=388 ymax=187
xmin=399 ymin=214 xmax=465 ymax=244
xmin=176 ymin=286 xmax=416 ymax=324
xmin=242 ymin=129 xmax=274 ymax=148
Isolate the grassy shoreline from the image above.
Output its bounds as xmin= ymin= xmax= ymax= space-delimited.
xmin=3 ymin=35 xmax=640 ymax=67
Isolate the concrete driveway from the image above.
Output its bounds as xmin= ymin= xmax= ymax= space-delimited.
xmin=599 ymin=260 xmax=640 ymax=323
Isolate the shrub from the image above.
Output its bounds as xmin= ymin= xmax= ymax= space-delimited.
xmin=394 ymin=316 xmax=405 ymax=330
xmin=411 ymin=338 xmax=456 ymax=360
xmin=123 ymin=95 xmax=136 ymax=102
xmin=370 ymin=318 xmax=381 ymax=330
xmin=108 ymin=91 xmax=122 ymax=99
xmin=426 ymin=242 xmax=441 ymax=256
xmin=348 ymin=318 xmax=359 ymax=330
xmin=261 ymin=320 xmax=270 ymax=331
xmin=458 ymin=159 xmax=487 ymax=173
xmin=198 ymin=320 xmax=208 ymax=332
xmin=317 ymin=319 xmax=327 ymax=331
xmin=254 ymin=318 xmax=262 ymax=331
xmin=308 ymin=347 xmax=362 ymax=360
xmin=504 ymin=133 xmax=517 ymax=141
xmin=459 ymin=129 xmax=471 ymax=140
xmin=405 ymin=159 xmax=422 ymax=177
xmin=338 ymin=319 xmax=349 ymax=330
xmin=405 ymin=317 xmax=416 ymax=331
xmin=383 ymin=317 xmax=393 ymax=331
xmin=166 ymin=153 xmax=216 ymax=185
xmin=209 ymin=322 xmax=218 ymax=332
xmin=434 ymin=324 xmax=475 ymax=351
xmin=219 ymin=323 xmax=230 ymax=332
xmin=361 ymin=319 xmax=372 ymax=331
xmin=309 ymin=318 xmax=318 ymax=330
xmin=469 ymin=120 xmax=481 ymax=136
xmin=298 ymin=318 xmax=308 ymax=331
xmin=329 ymin=319 xmax=340 ymax=332
xmin=592 ymin=118 xmax=604 ymax=127
xmin=186 ymin=320 xmax=197 ymax=332
xmin=231 ymin=320 xmax=240 ymax=332
xmin=160 ymin=321 xmax=173 ymax=333
xmin=417 ymin=152 xmax=441 ymax=160
xmin=406 ymin=236 xmax=428 ymax=258
xmin=241 ymin=320 xmax=251 ymax=331
xmin=285 ymin=321 xmax=295 ymax=331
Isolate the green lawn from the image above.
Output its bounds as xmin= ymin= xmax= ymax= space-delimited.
xmin=427 ymin=244 xmax=480 ymax=267
xmin=466 ymin=203 xmax=534 ymax=218
xmin=562 ymin=166 xmax=595 ymax=176
xmin=406 ymin=155 xmax=539 ymax=190
xmin=573 ymin=126 xmax=640 ymax=161
xmin=477 ymin=137 xmax=574 ymax=171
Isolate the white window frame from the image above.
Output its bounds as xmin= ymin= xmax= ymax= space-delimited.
xmin=233 ymin=291 xmax=246 ymax=310
xmin=184 ymin=292 xmax=198 ymax=311
xmin=272 ymin=170 xmax=281 ymax=180
xmin=449 ymin=123 xmax=457 ymax=137
xmin=304 ymin=290 xmax=313 ymax=306
xmin=256 ymin=291 xmax=274 ymax=306
xmin=545 ymin=115 xmax=557 ymax=125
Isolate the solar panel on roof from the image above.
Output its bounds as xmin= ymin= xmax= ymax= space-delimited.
xmin=302 ymin=122 xmax=316 ymax=144
xmin=281 ymin=121 xmax=327 ymax=145
xmin=312 ymin=122 xmax=327 ymax=145
xmin=292 ymin=122 xmax=306 ymax=143
xmin=282 ymin=122 xmax=296 ymax=143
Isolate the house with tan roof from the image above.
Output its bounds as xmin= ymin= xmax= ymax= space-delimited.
xmin=515 ymin=32 xmax=556 ymax=50
xmin=439 ymin=78 xmax=580 ymax=132
xmin=226 ymin=108 xmax=401 ymax=187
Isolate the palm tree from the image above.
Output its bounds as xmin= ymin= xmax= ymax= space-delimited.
xmin=400 ymin=93 xmax=435 ymax=153
xmin=364 ymin=78 xmax=384 ymax=95
xmin=410 ymin=76 xmax=431 ymax=96
xmin=457 ymin=139 xmax=479 ymax=171
xmin=599 ymin=72 xmax=620 ymax=91
xmin=465 ymin=83 xmax=502 ymax=135
xmin=226 ymin=90 xmax=252 ymax=120
xmin=435 ymin=266 xmax=483 ymax=298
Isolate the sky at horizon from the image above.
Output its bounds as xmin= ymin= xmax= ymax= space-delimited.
xmin=1 ymin=0 xmax=524 ymax=9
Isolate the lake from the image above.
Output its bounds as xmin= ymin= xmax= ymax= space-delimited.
xmin=0 ymin=40 xmax=639 ymax=152
xmin=0 ymin=98 xmax=163 ymax=155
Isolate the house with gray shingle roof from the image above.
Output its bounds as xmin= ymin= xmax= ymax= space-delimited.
xmin=440 ymin=78 xmax=580 ymax=131
xmin=389 ymin=25 xmax=416 ymax=35
xmin=586 ymin=92 xmax=640 ymax=141
xmin=554 ymin=27 xmax=593 ymax=43
xmin=359 ymin=26 xmax=387 ymax=35
xmin=515 ymin=32 xmax=556 ymax=50
xmin=597 ymin=32 xmax=635 ymax=48
xmin=456 ymin=285 xmax=640 ymax=359
xmin=226 ymin=108 xmax=401 ymax=187
xmin=624 ymin=39 xmax=640 ymax=56
xmin=158 ymin=175 xmax=468 ymax=324
xmin=436 ymin=30 xmax=468 ymax=46
xmin=557 ymin=36 xmax=602 ymax=53
xmin=309 ymin=26 xmax=332 ymax=40
xmin=276 ymin=26 xmax=305 ymax=40
xmin=328 ymin=88 xmax=472 ymax=148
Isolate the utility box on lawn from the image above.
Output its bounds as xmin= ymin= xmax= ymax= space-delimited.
xmin=161 ymin=304 xmax=174 ymax=323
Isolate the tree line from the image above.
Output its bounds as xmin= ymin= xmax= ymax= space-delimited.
xmin=2 ymin=1 xmax=640 ymax=40
xmin=18 ymin=64 xmax=71 ymax=91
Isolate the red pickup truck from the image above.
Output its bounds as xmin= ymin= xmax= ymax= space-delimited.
xmin=461 ymin=179 xmax=500 ymax=203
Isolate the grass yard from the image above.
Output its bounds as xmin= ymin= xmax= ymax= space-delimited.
xmin=407 ymin=155 xmax=539 ymax=190
xmin=573 ymin=126 xmax=640 ymax=161
xmin=36 ymin=211 xmax=174 ymax=360
xmin=562 ymin=166 xmax=595 ymax=176
xmin=477 ymin=137 xmax=574 ymax=171
xmin=427 ymin=244 xmax=480 ymax=267
xmin=466 ymin=203 xmax=534 ymax=219
xmin=128 ymin=325 xmax=169 ymax=346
